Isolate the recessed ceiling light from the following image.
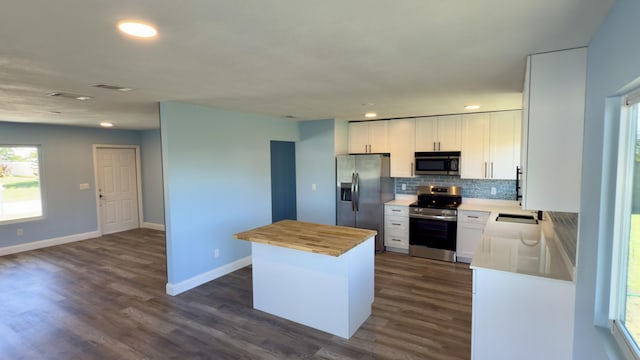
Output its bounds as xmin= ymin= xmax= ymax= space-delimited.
xmin=364 ymin=112 xmax=377 ymax=118
xmin=465 ymin=105 xmax=481 ymax=110
xmin=100 ymin=122 xmax=114 ymax=128
xmin=117 ymin=21 xmax=158 ymax=38
xmin=47 ymin=92 xmax=92 ymax=100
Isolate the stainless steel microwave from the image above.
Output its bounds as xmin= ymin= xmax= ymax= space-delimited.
xmin=415 ymin=151 xmax=461 ymax=175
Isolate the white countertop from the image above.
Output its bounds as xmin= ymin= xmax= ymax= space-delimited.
xmin=385 ymin=198 xmax=415 ymax=206
xmin=385 ymin=197 xmax=573 ymax=281
xmin=470 ymin=214 xmax=573 ymax=282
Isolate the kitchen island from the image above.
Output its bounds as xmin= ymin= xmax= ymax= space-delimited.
xmin=233 ymin=220 xmax=377 ymax=339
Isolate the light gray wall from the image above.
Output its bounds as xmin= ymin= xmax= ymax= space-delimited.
xmin=296 ymin=119 xmax=336 ymax=225
xmin=575 ymin=0 xmax=637 ymax=358
xmin=159 ymin=101 xmax=299 ymax=285
xmin=0 ymin=122 xmax=142 ymax=246
xmin=140 ymin=129 xmax=165 ymax=225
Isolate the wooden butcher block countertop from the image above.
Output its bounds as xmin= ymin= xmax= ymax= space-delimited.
xmin=233 ymin=220 xmax=377 ymax=257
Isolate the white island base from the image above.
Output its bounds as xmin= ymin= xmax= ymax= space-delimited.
xmin=251 ymin=237 xmax=374 ymax=339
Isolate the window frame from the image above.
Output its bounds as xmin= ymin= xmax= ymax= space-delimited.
xmin=0 ymin=144 xmax=46 ymax=225
xmin=610 ymin=94 xmax=640 ymax=360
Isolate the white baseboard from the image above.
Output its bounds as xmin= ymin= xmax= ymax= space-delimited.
xmin=0 ymin=230 xmax=101 ymax=256
xmin=142 ymin=222 xmax=165 ymax=231
xmin=166 ymin=256 xmax=252 ymax=296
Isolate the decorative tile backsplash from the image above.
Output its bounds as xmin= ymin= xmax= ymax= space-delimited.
xmin=546 ymin=212 xmax=578 ymax=266
xmin=394 ymin=175 xmax=517 ymax=200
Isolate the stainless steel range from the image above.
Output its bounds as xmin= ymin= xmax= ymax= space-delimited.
xmin=409 ymin=185 xmax=461 ymax=262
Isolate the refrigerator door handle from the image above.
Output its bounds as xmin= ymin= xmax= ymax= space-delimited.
xmin=351 ymin=172 xmax=356 ymax=211
xmin=354 ymin=172 xmax=360 ymax=212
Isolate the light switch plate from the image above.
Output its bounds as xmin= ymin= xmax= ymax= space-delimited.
xmin=79 ymin=183 xmax=90 ymax=190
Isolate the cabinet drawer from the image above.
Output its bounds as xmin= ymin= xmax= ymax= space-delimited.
xmin=385 ymin=205 xmax=409 ymax=217
xmin=385 ymin=234 xmax=408 ymax=248
xmin=385 ymin=217 xmax=409 ymax=234
xmin=459 ymin=210 xmax=490 ymax=224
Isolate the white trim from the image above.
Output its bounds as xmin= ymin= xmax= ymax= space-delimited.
xmin=612 ymin=320 xmax=640 ymax=360
xmin=142 ymin=222 xmax=165 ymax=231
xmin=166 ymin=256 xmax=252 ymax=296
xmin=93 ymin=144 xmax=144 ymax=235
xmin=0 ymin=230 xmax=101 ymax=256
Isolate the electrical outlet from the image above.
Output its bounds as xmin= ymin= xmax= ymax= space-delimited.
xmin=214 ymin=248 xmax=220 ymax=258
xmin=402 ymin=184 xmax=407 ymax=190
xmin=79 ymin=183 xmax=90 ymax=190
xmin=491 ymin=187 xmax=497 ymax=195
xmin=17 ymin=228 xmax=23 ymax=236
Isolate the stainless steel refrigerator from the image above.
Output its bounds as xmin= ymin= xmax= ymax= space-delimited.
xmin=336 ymin=154 xmax=394 ymax=252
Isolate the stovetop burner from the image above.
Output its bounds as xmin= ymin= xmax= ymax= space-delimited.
xmin=411 ymin=185 xmax=462 ymax=209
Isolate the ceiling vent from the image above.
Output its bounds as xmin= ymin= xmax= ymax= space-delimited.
xmin=91 ymin=84 xmax=132 ymax=92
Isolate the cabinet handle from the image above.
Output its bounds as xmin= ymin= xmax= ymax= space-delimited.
xmin=368 ymin=144 xmax=372 ymax=152
xmin=392 ymin=223 xmax=402 ymax=226
xmin=484 ymin=162 xmax=488 ymax=178
xmin=469 ymin=216 xmax=479 ymax=219
xmin=491 ymin=162 xmax=494 ymax=178
xmin=392 ymin=238 xmax=401 ymax=242
xmin=411 ymin=162 xmax=414 ymax=176
xmin=433 ymin=141 xmax=436 ymax=151
xmin=438 ymin=142 xmax=441 ymax=151
xmin=392 ymin=209 xmax=401 ymax=212
xmin=364 ymin=144 xmax=367 ymax=153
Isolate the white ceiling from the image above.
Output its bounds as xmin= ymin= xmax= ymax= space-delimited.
xmin=0 ymin=1 xmax=614 ymax=130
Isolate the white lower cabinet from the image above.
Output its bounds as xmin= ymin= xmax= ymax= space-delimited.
xmin=456 ymin=210 xmax=490 ymax=263
xmin=472 ymin=268 xmax=575 ymax=360
xmin=384 ymin=205 xmax=409 ymax=252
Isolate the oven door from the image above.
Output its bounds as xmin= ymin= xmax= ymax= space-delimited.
xmin=409 ymin=217 xmax=457 ymax=251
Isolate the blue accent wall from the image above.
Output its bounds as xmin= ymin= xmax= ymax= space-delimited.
xmin=140 ymin=129 xmax=165 ymax=225
xmin=394 ymin=176 xmax=516 ymax=200
xmin=574 ymin=0 xmax=639 ymax=358
xmin=0 ymin=122 xmax=143 ymax=246
xmin=159 ymin=102 xmax=298 ymax=284
xmin=296 ymin=119 xmax=336 ymax=225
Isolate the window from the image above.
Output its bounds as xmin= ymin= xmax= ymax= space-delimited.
xmin=0 ymin=146 xmax=44 ymax=223
xmin=612 ymin=97 xmax=640 ymax=359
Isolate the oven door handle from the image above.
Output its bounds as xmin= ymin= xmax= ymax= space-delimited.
xmin=410 ymin=214 xmax=457 ymax=222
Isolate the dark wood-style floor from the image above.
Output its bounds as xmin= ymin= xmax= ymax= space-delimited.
xmin=0 ymin=229 xmax=472 ymax=359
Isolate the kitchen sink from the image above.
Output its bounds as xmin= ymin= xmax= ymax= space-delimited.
xmin=495 ymin=213 xmax=538 ymax=225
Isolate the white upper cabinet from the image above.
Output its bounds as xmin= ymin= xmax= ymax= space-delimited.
xmin=490 ymin=111 xmax=521 ymax=179
xmin=461 ymin=113 xmax=490 ymax=178
xmin=521 ymin=48 xmax=586 ymax=212
xmin=461 ymin=111 xmax=521 ymax=180
xmin=348 ymin=121 xmax=389 ymax=154
xmin=437 ymin=115 xmax=462 ymax=151
xmin=415 ymin=115 xmax=461 ymax=152
xmin=388 ymin=119 xmax=416 ymax=177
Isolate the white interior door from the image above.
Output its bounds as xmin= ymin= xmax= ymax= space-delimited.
xmin=97 ymin=147 xmax=139 ymax=234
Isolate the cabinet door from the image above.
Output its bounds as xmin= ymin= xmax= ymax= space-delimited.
xmin=437 ymin=115 xmax=462 ymax=151
xmin=456 ymin=211 xmax=489 ymax=262
xmin=348 ymin=122 xmax=370 ymax=154
xmin=461 ymin=113 xmax=490 ymax=179
xmin=523 ymin=48 xmax=586 ymax=212
xmin=415 ymin=117 xmax=437 ymax=151
xmin=368 ymin=121 xmax=389 ymax=153
xmin=489 ymin=111 xmax=521 ymax=180
xmin=389 ymin=119 xmax=415 ymax=177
